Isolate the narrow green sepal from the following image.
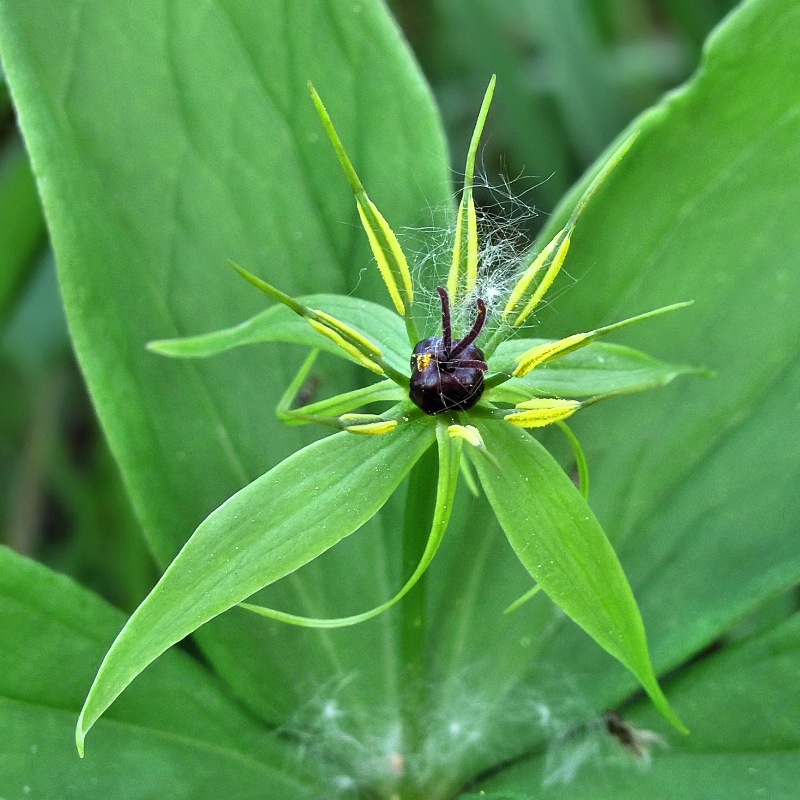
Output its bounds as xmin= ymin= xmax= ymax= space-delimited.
xmin=504 ymin=583 xmax=542 ymax=614
xmin=470 ymin=420 xmax=687 ymax=733
xmin=75 ymin=422 xmax=435 ymax=754
xmin=239 ymin=420 xmax=461 ymax=629
xmin=228 ymin=260 xmax=310 ymax=317
xmin=557 ymin=420 xmax=589 ymax=501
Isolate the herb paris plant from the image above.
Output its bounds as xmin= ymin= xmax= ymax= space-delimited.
xmin=76 ymin=77 xmax=695 ymax=754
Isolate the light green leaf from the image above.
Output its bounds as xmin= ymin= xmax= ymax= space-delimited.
xmin=0 ymin=546 xmax=314 ymax=799
xmin=240 ymin=419 xmax=459 ymax=628
xmin=512 ymin=0 xmax=800 ymax=719
xmin=424 ymin=0 xmax=800 ymax=790
xmin=488 ymin=338 xmax=697 ymax=401
xmin=77 ymin=421 xmax=434 ymax=753
xmin=149 ymin=292 xmax=409 ymax=372
xmin=0 ymin=0 xmax=451 ymax=724
xmin=470 ymin=421 xmax=684 ymax=732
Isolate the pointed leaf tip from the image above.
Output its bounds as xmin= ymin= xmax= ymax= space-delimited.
xmin=471 ymin=421 xmax=685 ymax=733
xmin=75 ymin=725 xmax=85 ymax=758
xmin=74 ymin=423 xmax=435 ymax=750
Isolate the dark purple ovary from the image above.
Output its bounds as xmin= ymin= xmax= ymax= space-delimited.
xmin=408 ymin=288 xmax=488 ymax=414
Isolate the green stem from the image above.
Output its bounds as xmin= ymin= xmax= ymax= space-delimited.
xmin=404 ymin=312 xmax=420 ymax=347
xmin=398 ymin=442 xmax=438 ymax=795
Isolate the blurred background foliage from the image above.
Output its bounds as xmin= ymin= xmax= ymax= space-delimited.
xmin=0 ymin=0 xmax=739 ymax=614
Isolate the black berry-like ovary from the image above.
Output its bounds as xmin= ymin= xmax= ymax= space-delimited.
xmin=408 ymin=288 xmax=488 ymax=414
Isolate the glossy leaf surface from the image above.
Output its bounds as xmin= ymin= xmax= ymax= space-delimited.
xmin=435 ymin=0 xmax=800 ymax=788
xmin=515 ymin=0 xmax=800 ymax=714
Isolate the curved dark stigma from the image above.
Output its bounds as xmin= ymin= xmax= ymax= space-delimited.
xmin=449 ymin=298 xmax=487 ymax=361
xmin=436 ymin=286 xmax=453 ymax=355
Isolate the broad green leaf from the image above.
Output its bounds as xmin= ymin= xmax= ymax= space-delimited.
xmin=508 ymin=0 xmax=800 ymax=720
xmin=0 ymin=546 xmax=314 ymax=799
xmin=0 ymin=0 xmax=451 ymax=724
xmin=149 ymin=292 xmax=409 ymax=373
xmin=488 ymin=339 xmax=697 ymax=401
xmin=78 ymin=421 xmax=434 ymax=752
xmin=469 ymin=421 xmax=684 ymax=732
xmin=473 ymin=612 xmax=800 ymax=797
xmin=430 ymin=1 xmax=800 ymax=788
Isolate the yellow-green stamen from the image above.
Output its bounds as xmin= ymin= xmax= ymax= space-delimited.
xmin=307 ymin=321 xmax=384 ymax=374
xmin=513 ymin=301 xmax=694 ymax=379
xmin=447 ymin=424 xmax=484 ymax=448
xmin=313 ymin=309 xmax=383 ymax=356
xmin=513 ymin=332 xmax=590 ymax=378
xmin=447 ymin=75 xmax=495 ymax=303
xmin=502 ymin=232 xmax=560 ymax=321
xmin=342 ymin=416 xmax=398 ymax=435
xmin=309 ymin=83 xmax=413 ymax=317
xmin=511 ymin=231 xmax=572 ymax=326
xmin=505 ymin=398 xmax=580 ymax=428
xmin=503 ymin=131 xmax=640 ymax=327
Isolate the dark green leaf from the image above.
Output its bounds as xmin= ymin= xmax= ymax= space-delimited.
xmin=427 ymin=0 xmax=800 ymax=788
xmin=0 ymin=136 xmax=46 ymax=317
xmin=0 ymin=546 xmax=314 ymax=799
xmin=474 ymin=612 xmax=800 ymax=798
xmin=512 ymin=0 xmax=800 ymax=718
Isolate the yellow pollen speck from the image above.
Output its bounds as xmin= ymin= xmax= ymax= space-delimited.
xmin=415 ymin=353 xmax=432 ymax=371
